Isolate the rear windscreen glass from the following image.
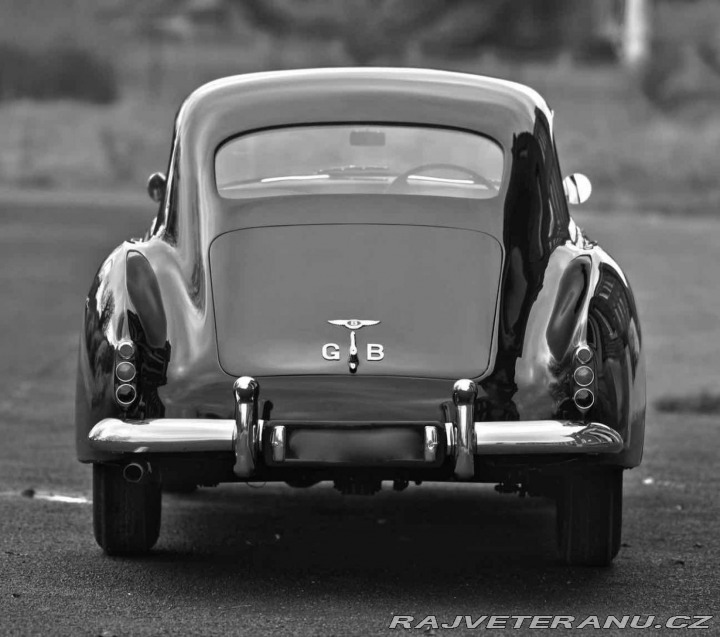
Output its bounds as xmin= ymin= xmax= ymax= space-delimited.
xmin=215 ymin=125 xmax=503 ymax=200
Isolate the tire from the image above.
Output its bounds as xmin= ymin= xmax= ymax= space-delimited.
xmin=93 ymin=463 xmax=162 ymax=555
xmin=556 ymin=467 xmax=623 ymax=566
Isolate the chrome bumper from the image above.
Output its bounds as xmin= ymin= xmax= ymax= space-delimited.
xmin=88 ymin=378 xmax=624 ymax=480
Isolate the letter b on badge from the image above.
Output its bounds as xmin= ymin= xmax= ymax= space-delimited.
xmin=367 ymin=343 xmax=384 ymax=361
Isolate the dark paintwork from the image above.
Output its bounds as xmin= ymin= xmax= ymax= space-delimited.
xmin=75 ymin=68 xmax=645 ymax=476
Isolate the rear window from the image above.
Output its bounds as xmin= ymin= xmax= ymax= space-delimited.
xmin=215 ymin=125 xmax=503 ymax=200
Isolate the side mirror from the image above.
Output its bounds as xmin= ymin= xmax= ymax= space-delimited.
xmin=147 ymin=172 xmax=167 ymax=203
xmin=563 ymin=173 xmax=592 ymax=205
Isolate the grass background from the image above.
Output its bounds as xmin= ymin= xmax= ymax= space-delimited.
xmin=0 ymin=0 xmax=719 ymax=214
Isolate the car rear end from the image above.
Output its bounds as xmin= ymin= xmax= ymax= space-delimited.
xmin=80 ymin=72 xmax=640 ymax=564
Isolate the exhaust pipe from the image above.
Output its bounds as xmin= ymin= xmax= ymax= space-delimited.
xmin=123 ymin=462 xmax=150 ymax=484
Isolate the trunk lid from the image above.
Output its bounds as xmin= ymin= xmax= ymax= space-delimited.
xmin=209 ymin=223 xmax=502 ymax=380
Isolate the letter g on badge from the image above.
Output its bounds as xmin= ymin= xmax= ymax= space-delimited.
xmin=322 ymin=343 xmax=340 ymax=360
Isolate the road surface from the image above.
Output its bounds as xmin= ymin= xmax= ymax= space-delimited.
xmin=0 ymin=197 xmax=718 ymax=635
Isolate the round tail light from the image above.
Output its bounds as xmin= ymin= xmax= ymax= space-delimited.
xmin=573 ymin=388 xmax=595 ymax=410
xmin=115 ymin=361 xmax=136 ymax=382
xmin=573 ymin=365 xmax=594 ymax=387
xmin=115 ymin=383 xmax=137 ymax=407
xmin=118 ymin=341 xmax=135 ymax=359
xmin=575 ymin=346 xmax=593 ymax=364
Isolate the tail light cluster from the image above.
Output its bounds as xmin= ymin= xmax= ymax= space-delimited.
xmin=115 ymin=340 xmax=138 ymax=408
xmin=572 ymin=345 xmax=595 ymax=412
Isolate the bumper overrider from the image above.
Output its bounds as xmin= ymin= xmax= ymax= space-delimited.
xmin=88 ymin=377 xmax=624 ymax=480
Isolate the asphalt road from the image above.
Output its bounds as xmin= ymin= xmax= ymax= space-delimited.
xmin=0 ymin=197 xmax=718 ymax=636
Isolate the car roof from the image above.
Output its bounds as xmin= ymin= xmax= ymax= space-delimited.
xmin=176 ymin=67 xmax=553 ymax=157
xmin=187 ymin=67 xmax=550 ymax=120
xmin=167 ymin=68 xmax=554 ymax=246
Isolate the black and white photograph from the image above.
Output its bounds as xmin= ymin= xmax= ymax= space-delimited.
xmin=0 ymin=1 xmax=718 ymax=635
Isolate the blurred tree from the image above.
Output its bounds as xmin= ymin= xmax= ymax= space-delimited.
xmin=231 ymin=0 xmax=630 ymax=63
xmin=0 ymin=44 xmax=118 ymax=104
xmin=421 ymin=0 xmax=567 ymax=59
xmin=637 ymin=0 xmax=720 ymax=111
xmin=235 ymin=0 xmax=454 ymax=62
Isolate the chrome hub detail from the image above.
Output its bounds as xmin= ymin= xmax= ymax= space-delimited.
xmin=271 ymin=425 xmax=286 ymax=462
xmin=452 ymin=378 xmax=477 ymax=480
xmin=233 ymin=376 xmax=259 ymax=477
xmin=424 ymin=425 xmax=438 ymax=462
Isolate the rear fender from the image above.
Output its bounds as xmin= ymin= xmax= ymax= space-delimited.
xmin=484 ymin=242 xmax=645 ymax=468
xmin=586 ymin=258 xmax=646 ymax=467
xmin=76 ymin=244 xmax=173 ymax=462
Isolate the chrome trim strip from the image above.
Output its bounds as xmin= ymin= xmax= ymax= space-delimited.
xmin=88 ymin=418 xmax=235 ymax=453
xmin=233 ymin=376 xmax=259 ymax=477
xmin=444 ymin=422 xmax=456 ymax=457
xmin=424 ymin=425 xmax=438 ymax=462
xmin=256 ymin=419 xmax=265 ymax=455
xmin=88 ymin=418 xmax=623 ymax=458
xmin=452 ymin=379 xmax=477 ymax=480
xmin=271 ymin=425 xmax=286 ymax=462
xmin=473 ymin=421 xmax=623 ymax=455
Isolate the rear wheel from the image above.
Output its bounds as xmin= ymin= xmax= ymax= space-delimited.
xmin=556 ymin=467 xmax=623 ymax=566
xmin=93 ymin=463 xmax=161 ymax=555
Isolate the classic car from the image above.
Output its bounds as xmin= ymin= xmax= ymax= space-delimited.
xmin=76 ymin=68 xmax=645 ymax=565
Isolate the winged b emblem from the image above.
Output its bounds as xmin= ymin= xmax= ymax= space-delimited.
xmin=324 ymin=319 xmax=383 ymax=373
xmin=327 ymin=319 xmax=380 ymax=330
